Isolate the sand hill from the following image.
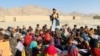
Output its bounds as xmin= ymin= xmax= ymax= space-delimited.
xmin=0 ymin=5 xmax=100 ymax=16
xmin=0 ymin=5 xmax=67 ymax=16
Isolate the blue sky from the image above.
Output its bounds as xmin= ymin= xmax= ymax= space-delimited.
xmin=0 ymin=0 xmax=100 ymax=13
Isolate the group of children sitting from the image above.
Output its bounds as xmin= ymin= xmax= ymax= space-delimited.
xmin=0 ymin=24 xmax=100 ymax=56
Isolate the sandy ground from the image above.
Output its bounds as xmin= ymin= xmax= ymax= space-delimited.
xmin=0 ymin=18 xmax=100 ymax=29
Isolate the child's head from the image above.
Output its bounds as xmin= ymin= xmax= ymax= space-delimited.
xmin=74 ymin=24 xmax=77 ymax=28
xmin=85 ymin=25 xmax=88 ymax=29
xmin=37 ymin=41 xmax=43 ymax=47
xmin=37 ymin=24 xmax=39 ymax=27
xmin=67 ymin=36 xmax=74 ymax=45
xmin=3 ymin=34 xmax=9 ymax=42
xmin=0 ymin=32 xmax=3 ymax=40
xmin=23 ymin=25 xmax=26 ymax=29
xmin=97 ymin=25 xmax=100 ymax=29
xmin=39 ymin=30 xmax=43 ymax=35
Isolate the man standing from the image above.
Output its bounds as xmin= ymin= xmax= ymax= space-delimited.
xmin=50 ymin=8 xmax=60 ymax=31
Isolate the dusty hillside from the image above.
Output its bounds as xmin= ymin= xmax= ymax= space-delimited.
xmin=0 ymin=5 xmax=100 ymax=16
xmin=0 ymin=5 xmax=67 ymax=16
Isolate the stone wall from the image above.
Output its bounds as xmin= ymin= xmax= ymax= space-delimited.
xmin=3 ymin=15 xmax=81 ymax=22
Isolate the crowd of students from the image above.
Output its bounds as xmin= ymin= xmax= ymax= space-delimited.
xmin=0 ymin=24 xmax=100 ymax=56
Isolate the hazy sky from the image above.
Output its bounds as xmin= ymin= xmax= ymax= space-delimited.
xmin=0 ymin=0 xmax=100 ymax=13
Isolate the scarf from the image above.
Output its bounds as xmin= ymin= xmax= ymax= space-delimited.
xmin=29 ymin=41 xmax=37 ymax=49
xmin=46 ymin=45 xmax=57 ymax=56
